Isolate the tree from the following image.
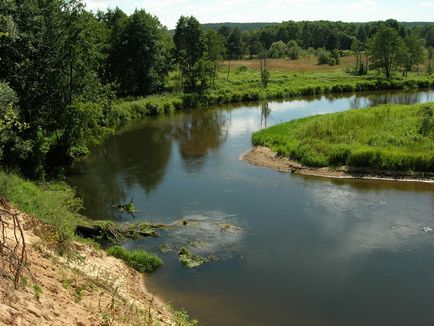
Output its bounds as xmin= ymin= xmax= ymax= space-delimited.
xmin=259 ymin=47 xmax=269 ymax=88
xmin=268 ymin=41 xmax=287 ymax=58
xmin=351 ymin=38 xmax=367 ymax=75
xmin=317 ymin=48 xmax=331 ymax=65
xmin=331 ymin=49 xmax=340 ymax=65
xmin=428 ymin=46 xmax=433 ymax=75
xmin=368 ymin=26 xmax=406 ymax=78
xmin=0 ymin=0 xmax=112 ymax=176
xmin=173 ymin=16 xmax=207 ymax=92
xmin=287 ymin=40 xmax=301 ymax=60
xmin=107 ymin=9 xmax=170 ymax=96
xmin=402 ymin=33 xmax=425 ymax=75
xmin=204 ymin=30 xmax=225 ymax=87
xmin=246 ymin=30 xmax=261 ymax=58
xmin=226 ymin=28 xmax=243 ymax=80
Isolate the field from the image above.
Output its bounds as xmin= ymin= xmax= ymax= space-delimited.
xmin=226 ymin=56 xmax=358 ymax=72
xmin=252 ymin=103 xmax=434 ymax=172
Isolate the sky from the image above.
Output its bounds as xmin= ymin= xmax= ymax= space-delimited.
xmin=83 ymin=0 xmax=434 ymax=29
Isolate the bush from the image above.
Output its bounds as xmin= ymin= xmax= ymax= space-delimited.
xmin=107 ymin=246 xmax=162 ymax=273
xmin=328 ymin=58 xmax=337 ymax=66
xmin=317 ymin=48 xmax=331 ymax=65
xmin=287 ymin=40 xmax=301 ymax=60
xmin=268 ymin=41 xmax=288 ymax=59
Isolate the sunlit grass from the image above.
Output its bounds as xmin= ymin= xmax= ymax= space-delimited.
xmin=253 ymin=103 xmax=434 ymax=172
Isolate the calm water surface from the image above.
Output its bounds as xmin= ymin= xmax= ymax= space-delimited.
xmin=69 ymin=90 xmax=434 ymax=325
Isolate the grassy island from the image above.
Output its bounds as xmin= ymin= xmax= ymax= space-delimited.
xmin=252 ymin=103 xmax=434 ymax=173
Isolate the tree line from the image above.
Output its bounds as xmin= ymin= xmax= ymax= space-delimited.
xmin=0 ymin=0 xmax=433 ymax=178
xmin=216 ymin=19 xmax=434 ymax=58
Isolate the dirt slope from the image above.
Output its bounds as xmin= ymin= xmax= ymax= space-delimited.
xmin=0 ymin=202 xmax=174 ymax=326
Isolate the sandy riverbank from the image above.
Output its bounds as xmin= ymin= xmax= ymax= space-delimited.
xmin=241 ymin=146 xmax=434 ymax=184
xmin=0 ymin=200 xmax=175 ymax=326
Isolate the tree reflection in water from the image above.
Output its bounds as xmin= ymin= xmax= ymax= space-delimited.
xmin=173 ymin=109 xmax=229 ymax=173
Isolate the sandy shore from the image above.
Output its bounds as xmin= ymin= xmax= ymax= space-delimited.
xmin=241 ymin=146 xmax=434 ymax=184
xmin=0 ymin=201 xmax=175 ymax=326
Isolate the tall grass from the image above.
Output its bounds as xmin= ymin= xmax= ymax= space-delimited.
xmin=253 ymin=103 xmax=434 ymax=172
xmin=106 ymin=246 xmax=162 ymax=273
xmin=0 ymin=171 xmax=82 ymax=252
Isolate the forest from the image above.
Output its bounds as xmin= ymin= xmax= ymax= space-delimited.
xmin=1 ymin=0 xmax=434 ymax=179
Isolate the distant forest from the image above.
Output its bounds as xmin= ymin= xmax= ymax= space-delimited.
xmin=199 ymin=19 xmax=434 ymax=55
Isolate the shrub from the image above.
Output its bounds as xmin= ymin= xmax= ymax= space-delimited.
xmin=317 ymin=48 xmax=331 ymax=65
xmin=287 ymin=40 xmax=301 ymax=60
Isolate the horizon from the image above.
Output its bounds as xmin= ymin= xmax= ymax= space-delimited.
xmin=83 ymin=0 xmax=434 ymax=29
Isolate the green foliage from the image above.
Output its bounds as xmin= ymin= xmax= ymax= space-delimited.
xmin=174 ymin=16 xmax=209 ymax=92
xmin=0 ymin=171 xmax=81 ymax=252
xmin=205 ymin=30 xmax=225 ymax=86
xmin=287 ymin=40 xmax=301 ymax=60
xmin=402 ymin=34 xmax=426 ymax=75
xmin=268 ymin=41 xmax=287 ymax=58
xmin=104 ymin=9 xmax=170 ymax=96
xmin=419 ymin=106 xmax=434 ymax=135
xmin=317 ymin=48 xmax=331 ymax=65
xmin=0 ymin=0 xmax=112 ymax=177
xmin=427 ymin=46 xmax=433 ymax=75
xmin=0 ymin=83 xmax=29 ymax=164
xmin=226 ymin=28 xmax=243 ymax=60
xmin=106 ymin=246 xmax=162 ymax=273
xmin=253 ymin=103 xmax=434 ymax=172
xmin=369 ymin=26 xmax=406 ymax=78
xmin=170 ymin=306 xmax=199 ymax=326
xmin=331 ymin=49 xmax=340 ymax=65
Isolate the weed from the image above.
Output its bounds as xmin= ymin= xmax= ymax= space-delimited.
xmin=20 ymin=276 xmax=28 ymax=288
xmin=33 ymin=284 xmax=42 ymax=301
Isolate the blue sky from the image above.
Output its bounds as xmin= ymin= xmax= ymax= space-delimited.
xmin=83 ymin=0 xmax=434 ymax=29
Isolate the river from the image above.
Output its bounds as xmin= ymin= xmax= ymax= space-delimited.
xmin=69 ymin=89 xmax=434 ymax=325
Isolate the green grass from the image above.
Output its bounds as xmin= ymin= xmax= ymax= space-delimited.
xmin=106 ymin=246 xmax=162 ymax=273
xmin=0 ymin=171 xmax=81 ymax=252
xmin=252 ymin=103 xmax=434 ymax=172
xmin=112 ymin=68 xmax=434 ymax=124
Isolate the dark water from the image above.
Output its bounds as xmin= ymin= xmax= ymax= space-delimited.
xmin=69 ymin=89 xmax=434 ymax=325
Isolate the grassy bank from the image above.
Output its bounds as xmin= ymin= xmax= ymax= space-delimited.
xmin=252 ymin=103 xmax=434 ymax=172
xmin=111 ymin=59 xmax=434 ymax=124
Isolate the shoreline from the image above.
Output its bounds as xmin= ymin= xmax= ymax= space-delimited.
xmin=241 ymin=146 xmax=434 ymax=184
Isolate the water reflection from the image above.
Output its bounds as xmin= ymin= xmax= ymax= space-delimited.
xmin=173 ymin=110 xmax=229 ymax=173
xmin=349 ymin=89 xmax=434 ymax=109
xmin=260 ymin=102 xmax=271 ymax=129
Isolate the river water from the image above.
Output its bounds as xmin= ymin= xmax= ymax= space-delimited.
xmin=69 ymin=89 xmax=434 ymax=325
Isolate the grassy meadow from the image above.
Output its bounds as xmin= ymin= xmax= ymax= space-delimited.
xmin=252 ymin=103 xmax=434 ymax=172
